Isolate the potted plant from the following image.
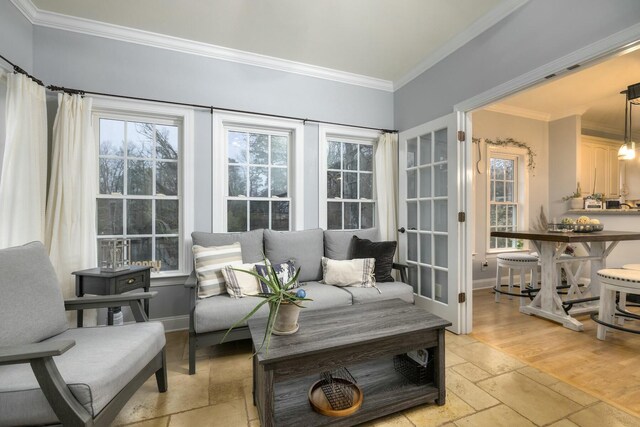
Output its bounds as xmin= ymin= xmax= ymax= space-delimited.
xmin=223 ymin=259 xmax=311 ymax=354
xmin=562 ymin=187 xmax=583 ymax=210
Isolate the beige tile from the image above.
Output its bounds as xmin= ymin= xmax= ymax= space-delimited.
xmin=453 ymin=404 xmax=535 ymax=427
xmin=249 ymin=420 xmax=260 ymax=427
xmin=209 ymin=350 xmax=253 ymax=384
xmin=446 ymin=370 xmax=500 ymax=411
xmin=516 ymin=366 xmax=559 ymax=387
xmin=547 ymin=420 xmax=580 ymax=427
xmin=450 ymin=342 xmax=525 ymax=375
xmin=168 ymin=400 xmax=247 ymax=426
xmin=446 ymin=349 xmax=467 ymax=367
xmin=119 ymin=417 xmax=169 ymax=427
xmin=243 ymin=377 xmax=259 ymax=421
xmin=113 ymin=358 xmax=212 ymax=425
xmin=569 ymin=402 xmax=640 ymax=427
xmin=550 ymin=382 xmax=599 ymax=406
xmin=209 ymin=379 xmax=245 ymax=405
xmin=404 ymin=389 xmax=475 ymax=426
xmin=372 ymin=413 xmax=415 ymax=426
xmin=477 ymin=372 xmax=581 ymax=425
xmin=451 ymin=363 xmax=492 ymax=382
xmin=446 ymin=332 xmax=477 ymax=347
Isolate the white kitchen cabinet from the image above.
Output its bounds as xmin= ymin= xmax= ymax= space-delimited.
xmin=579 ymin=136 xmax=621 ymax=197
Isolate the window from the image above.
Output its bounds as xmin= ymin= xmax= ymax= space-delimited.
xmin=320 ymin=126 xmax=378 ymax=230
xmin=488 ymin=150 xmax=526 ymax=251
xmin=226 ymin=128 xmax=290 ymax=231
xmin=213 ymin=113 xmax=304 ymax=232
xmin=94 ymin=99 xmax=194 ymax=276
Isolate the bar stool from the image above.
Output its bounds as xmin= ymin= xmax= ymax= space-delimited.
xmin=593 ymin=268 xmax=640 ymax=340
xmin=495 ymin=253 xmax=539 ymax=304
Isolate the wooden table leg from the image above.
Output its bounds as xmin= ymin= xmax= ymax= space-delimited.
xmin=435 ymin=328 xmax=446 ymax=406
xmin=520 ymin=241 xmax=584 ymax=331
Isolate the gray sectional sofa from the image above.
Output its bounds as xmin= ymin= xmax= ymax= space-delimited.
xmin=185 ymin=228 xmax=413 ymax=374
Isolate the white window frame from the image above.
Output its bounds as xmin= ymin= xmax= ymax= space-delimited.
xmin=92 ymin=97 xmax=195 ymax=283
xmin=486 ymin=146 xmax=529 ymax=254
xmin=213 ymin=112 xmax=304 ymax=232
xmin=318 ymin=124 xmax=379 ymax=230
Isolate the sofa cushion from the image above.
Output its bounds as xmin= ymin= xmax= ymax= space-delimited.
xmin=297 ymin=282 xmax=353 ymax=311
xmin=323 ymin=228 xmax=379 ymax=260
xmin=192 ymin=229 xmax=264 ymax=263
xmin=194 ymin=282 xmax=353 ymax=333
xmin=0 ymin=322 xmax=165 ymax=426
xmin=340 ymin=282 xmax=415 ymax=305
xmin=264 ymin=229 xmax=324 ymax=282
xmin=0 ymin=241 xmax=68 ymax=347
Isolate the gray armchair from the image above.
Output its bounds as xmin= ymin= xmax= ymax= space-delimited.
xmin=0 ymin=242 xmax=167 ymax=427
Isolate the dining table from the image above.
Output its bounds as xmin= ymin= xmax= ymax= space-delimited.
xmin=490 ymin=230 xmax=640 ymax=331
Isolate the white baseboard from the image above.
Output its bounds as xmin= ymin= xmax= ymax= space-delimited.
xmin=153 ymin=315 xmax=189 ymax=332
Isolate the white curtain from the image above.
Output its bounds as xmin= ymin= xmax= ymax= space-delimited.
xmin=45 ymin=94 xmax=97 ymax=309
xmin=375 ymin=133 xmax=398 ymax=243
xmin=0 ymin=72 xmax=48 ymax=249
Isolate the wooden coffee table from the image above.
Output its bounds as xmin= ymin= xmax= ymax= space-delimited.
xmin=249 ymin=298 xmax=451 ymax=426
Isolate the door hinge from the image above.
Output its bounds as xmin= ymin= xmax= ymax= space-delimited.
xmin=458 ymin=212 xmax=466 ymax=222
xmin=458 ymin=292 xmax=466 ymax=303
xmin=457 ymin=130 xmax=466 ymax=142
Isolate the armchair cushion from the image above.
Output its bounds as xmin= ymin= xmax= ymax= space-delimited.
xmin=0 ymin=322 xmax=165 ymax=426
xmin=0 ymin=242 xmax=68 ymax=347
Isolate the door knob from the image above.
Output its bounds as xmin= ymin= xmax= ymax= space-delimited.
xmin=398 ymin=227 xmax=406 ymax=233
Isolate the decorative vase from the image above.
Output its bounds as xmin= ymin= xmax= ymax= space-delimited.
xmin=569 ymin=197 xmax=583 ymax=210
xmin=272 ymin=301 xmax=301 ymax=335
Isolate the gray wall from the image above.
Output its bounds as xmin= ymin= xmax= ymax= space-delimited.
xmin=394 ymin=0 xmax=640 ymax=131
xmin=0 ymin=0 xmax=34 ymax=174
xmin=31 ymin=25 xmax=393 ymax=323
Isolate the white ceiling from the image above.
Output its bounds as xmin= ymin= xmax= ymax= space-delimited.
xmin=487 ymin=47 xmax=640 ymax=138
xmin=30 ymin=0 xmax=505 ymax=82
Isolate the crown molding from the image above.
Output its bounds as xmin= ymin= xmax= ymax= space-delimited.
xmin=581 ymin=120 xmax=624 ymax=138
xmin=483 ymin=103 xmax=550 ymax=121
xmin=393 ymin=0 xmax=530 ymax=90
xmin=10 ymin=0 xmax=393 ymax=92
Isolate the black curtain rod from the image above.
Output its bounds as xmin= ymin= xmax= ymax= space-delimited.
xmin=1 ymin=53 xmax=396 ymax=133
xmin=0 ymin=54 xmax=44 ymax=87
xmin=46 ymin=85 xmax=398 ymax=134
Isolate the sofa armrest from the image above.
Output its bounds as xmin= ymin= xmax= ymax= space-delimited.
xmin=0 ymin=340 xmax=75 ymax=366
xmin=184 ymin=271 xmax=197 ymax=288
xmin=392 ymin=262 xmax=409 ymax=283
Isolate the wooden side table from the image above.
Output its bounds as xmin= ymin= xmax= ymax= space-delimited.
xmin=72 ymin=266 xmax=152 ymax=327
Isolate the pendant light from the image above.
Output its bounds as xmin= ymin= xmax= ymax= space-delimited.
xmin=619 ymin=87 xmax=636 ymax=160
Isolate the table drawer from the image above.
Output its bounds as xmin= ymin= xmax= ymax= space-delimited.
xmin=116 ymin=273 xmax=146 ymax=293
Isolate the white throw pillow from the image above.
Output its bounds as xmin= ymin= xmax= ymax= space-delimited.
xmin=192 ymin=242 xmax=243 ymax=298
xmin=222 ymin=263 xmax=261 ymax=298
xmin=321 ymin=257 xmax=375 ymax=287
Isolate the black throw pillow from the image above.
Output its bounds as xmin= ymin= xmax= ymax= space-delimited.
xmin=351 ymin=236 xmax=397 ymax=282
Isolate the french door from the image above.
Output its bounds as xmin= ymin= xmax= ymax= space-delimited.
xmin=398 ymin=113 xmax=465 ymax=333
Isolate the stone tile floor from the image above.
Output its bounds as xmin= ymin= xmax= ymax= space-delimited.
xmin=114 ymin=331 xmax=640 ymax=426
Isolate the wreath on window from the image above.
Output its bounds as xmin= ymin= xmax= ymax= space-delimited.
xmin=472 ymin=137 xmax=536 ymax=174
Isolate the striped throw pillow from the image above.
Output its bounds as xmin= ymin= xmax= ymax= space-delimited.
xmin=192 ymin=243 xmax=243 ymax=298
xmin=321 ymin=257 xmax=376 ymax=288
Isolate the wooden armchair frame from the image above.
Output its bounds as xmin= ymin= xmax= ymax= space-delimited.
xmin=0 ymin=292 xmax=167 ymax=427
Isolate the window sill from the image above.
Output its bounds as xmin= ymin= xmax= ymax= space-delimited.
xmin=150 ymin=272 xmax=189 ymax=287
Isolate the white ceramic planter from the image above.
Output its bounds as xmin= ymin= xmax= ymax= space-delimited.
xmin=569 ymin=198 xmax=583 ymax=210
xmin=272 ymin=302 xmax=301 ymax=335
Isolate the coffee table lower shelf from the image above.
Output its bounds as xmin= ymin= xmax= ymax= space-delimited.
xmin=270 ymin=357 xmax=440 ymax=426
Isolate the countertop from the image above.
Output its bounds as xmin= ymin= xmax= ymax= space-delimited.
xmin=566 ymin=209 xmax=640 ymax=215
